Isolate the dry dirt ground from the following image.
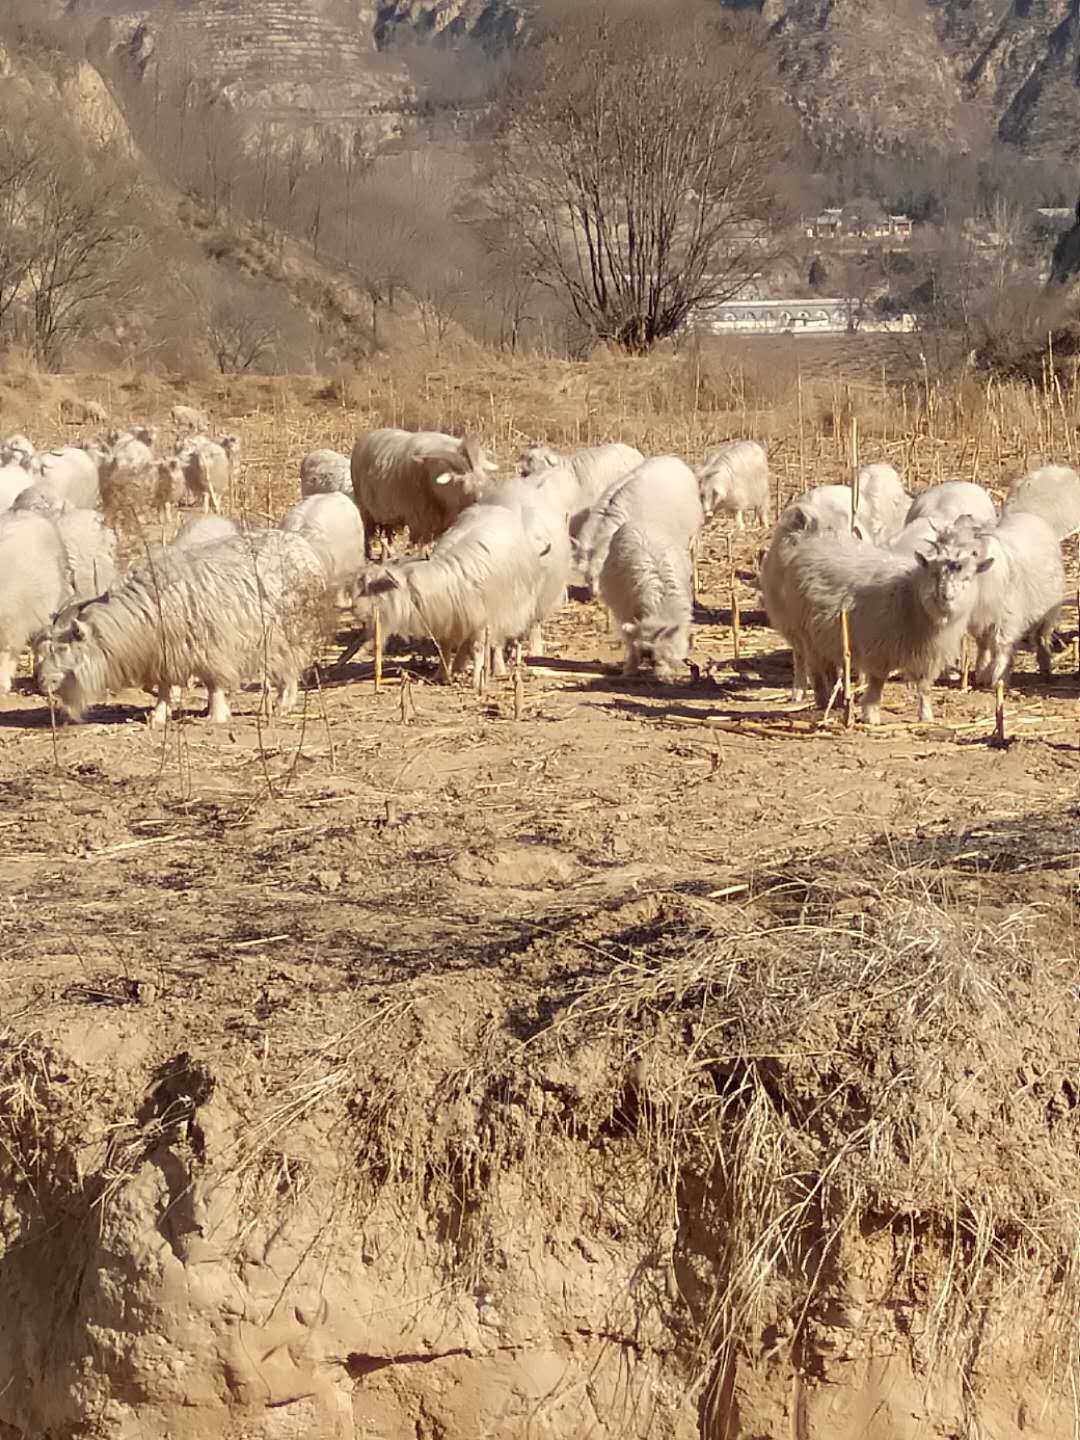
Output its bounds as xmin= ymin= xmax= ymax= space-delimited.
xmin=2 ymin=369 xmax=1080 ymax=1439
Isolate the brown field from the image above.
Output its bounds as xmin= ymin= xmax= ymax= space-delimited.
xmin=2 ymin=346 xmax=1080 ymax=1440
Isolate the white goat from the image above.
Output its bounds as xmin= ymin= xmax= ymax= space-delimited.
xmin=171 ymin=404 xmax=208 ymax=435
xmin=280 ymin=493 xmax=366 ymax=599
xmin=0 ymin=512 xmax=68 ymax=693
xmin=176 ymin=439 xmax=229 ymax=513
xmin=907 ymin=481 xmax=997 ymax=529
xmin=353 ymin=502 xmax=551 ymax=685
xmin=759 ymin=487 xmax=870 ymax=701
xmin=300 ymin=449 xmax=352 ymax=497
xmin=785 ymin=524 xmax=989 ymax=723
xmin=0 ymin=464 xmax=31 ymax=512
xmin=29 ymin=446 xmax=101 ymax=510
xmin=36 ymin=530 xmax=328 ymax=725
xmin=856 ymin=463 xmax=910 ymax=543
xmin=599 ymin=523 xmax=693 ymax=682
xmin=1003 ymin=464 xmax=1080 ymax=541
xmin=351 ymin=428 xmax=497 ymax=558
xmin=481 ymin=475 xmax=573 ymax=657
xmin=53 ymin=508 xmax=118 ymax=601
xmin=697 ymin=440 xmax=769 ymax=529
xmin=968 ymin=511 xmax=1064 ymax=686
xmin=1 ymin=434 xmax=34 ymax=467
xmin=576 ymin=456 xmax=704 ymax=595
xmin=518 ymin=442 xmax=644 ymax=533
xmin=172 ymin=515 xmax=240 ymax=551
xmin=99 ymin=435 xmax=158 ymax=522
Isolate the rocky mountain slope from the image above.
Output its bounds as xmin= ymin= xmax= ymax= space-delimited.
xmin=48 ymin=0 xmax=1080 ymax=160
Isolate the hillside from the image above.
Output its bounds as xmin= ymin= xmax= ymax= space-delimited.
xmin=45 ymin=0 xmax=1080 ymax=161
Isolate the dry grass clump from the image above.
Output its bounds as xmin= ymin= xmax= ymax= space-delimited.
xmin=535 ymin=856 xmax=1080 ymax=1412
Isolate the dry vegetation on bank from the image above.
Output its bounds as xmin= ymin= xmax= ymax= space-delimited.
xmin=1 ymin=345 xmax=1080 ymax=1439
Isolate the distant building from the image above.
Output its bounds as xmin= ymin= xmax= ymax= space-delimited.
xmin=694 ymin=298 xmax=915 ymax=336
xmin=803 ymin=209 xmax=914 ymax=243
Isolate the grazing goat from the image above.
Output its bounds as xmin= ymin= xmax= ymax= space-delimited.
xmin=576 ymin=456 xmax=703 ymax=595
xmin=36 ymin=530 xmax=329 ymax=725
xmin=599 ymin=523 xmax=693 ymax=682
xmin=351 ymin=428 xmax=497 ymax=558
xmin=697 ymin=440 xmax=769 ymax=529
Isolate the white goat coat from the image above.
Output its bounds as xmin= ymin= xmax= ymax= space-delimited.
xmin=599 ymin=522 xmax=693 ymax=681
xmin=786 ymin=526 xmax=986 ymax=722
xmin=1004 ymin=465 xmax=1080 ymax=541
xmin=36 ymin=530 xmax=328 ymax=724
xmin=519 ymin=443 xmax=644 ymax=533
xmin=0 ymin=511 xmax=69 ymax=692
xmin=30 ymin=447 xmax=101 ymax=510
xmin=906 ymin=481 xmax=996 ymax=529
xmin=300 ymin=449 xmax=352 ymax=497
xmin=576 ymin=455 xmax=703 ymax=592
xmin=969 ymin=511 xmax=1064 ymax=685
xmin=481 ymin=476 xmax=573 ymax=651
xmin=351 ymin=428 xmax=496 ymax=554
xmin=856 ymin=463 xmax=910 ymax=543
xmin=356 ymin=503 xmax=549 ymax=678
xmin=697 ymin=440 xmax=769 ymax=528
xmin=281 ymin=493 xmax=366 ymax=592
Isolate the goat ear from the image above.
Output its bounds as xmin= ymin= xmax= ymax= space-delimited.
xmin=976 ymin=556 xmax=994 ymax=573
xmin=914 ymin=550 xmax=929 ymax=567
xmin=788 ymin=507 xmax=809 ymax=533
xmin=72 ymin=618 xmax=88 ymax=640
xmin=462 ymin=433 xmax=482 ymax=468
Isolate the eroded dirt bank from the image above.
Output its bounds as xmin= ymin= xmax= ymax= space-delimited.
xmin=1 ymin=698 xmax=1078 ymax=1438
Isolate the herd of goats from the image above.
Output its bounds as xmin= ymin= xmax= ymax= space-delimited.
xmin=0 ymin=403 xmax=1075 ymax=728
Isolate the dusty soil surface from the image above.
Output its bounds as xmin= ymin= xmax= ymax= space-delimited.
xmin=1 ymin=387 xmax=1080 ymax=1439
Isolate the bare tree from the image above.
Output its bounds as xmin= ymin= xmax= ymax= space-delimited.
xmin=0 ymin=118 xmax=39 ymax=335
xmin=486 ymin=4 xmax=793 ymax=352
xmin=19 ymin=131 xmax=139 ymax=366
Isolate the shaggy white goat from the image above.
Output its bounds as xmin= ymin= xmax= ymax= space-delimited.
xmin=172 ymin=515 xmax=240 ymax=551
xmin=1003 ymin=464 xmax=1080 ymax=541
xmin=576 ymin=455 xmax=704 ymax=595
xmin=855 ymin=463 xmax=910 ymax=543
xmin=171 ymin=404 xmax=208 ymax=435
xmin=280 ymin=492 xmax=366 ymax=599
xmin=300 ymin=449 xmax=352 ymax=497
xmin=29 ymin=446 xmax=101 ymax=510
xmin=0 ymin=512 xmax=68 ymax=693
xmin=35 ymin=529 xmax=328 ymax=725
xmin=352 ymin=501 xmax=551 ymax=685
xmin=599 ymin=523 xmax=693 ymax=682
xmin=53 ymin=508 xmax=118 ymax=601
xmin=480 ymin=475 xmax=573 ymax=657
xmin=696 ymin=440 xmax=769 ymax=529
xmin=785 ymin=523 xmax=989 ymax=723
xmin=518 ymin=442 xmax=644 ymax=534
xmin=968 ymin=511 xmax=1065 ymax=686
xmin=172 ymin=438 xmax=230 ymax=513
xmin=759 ymin=486 xmax=871 ymax=701
xmin=351 ymin=428 xmax=497 ymax=558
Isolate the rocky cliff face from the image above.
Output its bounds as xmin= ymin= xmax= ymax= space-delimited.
xmin=57 ymin=0 xmax=1080 ymax=159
